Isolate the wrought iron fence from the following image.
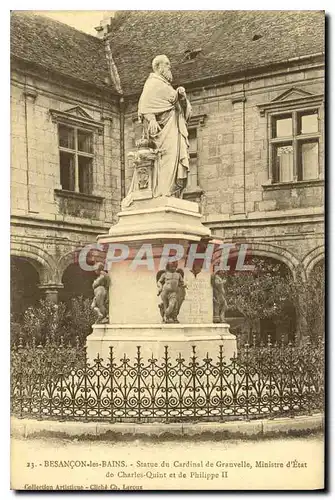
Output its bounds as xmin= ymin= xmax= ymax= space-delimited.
xmin=11 ymin=336 xmax=324 ymax=423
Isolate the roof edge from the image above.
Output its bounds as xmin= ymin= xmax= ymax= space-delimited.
xmin=11 ymin=55 xmax=120 ymax=98
xmin=185 ymin=52 xmax=325 ymax=88
xmin=11 ymin=49 xmax=325 ymax=100
xmin=11 ymin=11 xmax=104 ymax=42
xmin=125 ymin=52 xmax=325 ymax=98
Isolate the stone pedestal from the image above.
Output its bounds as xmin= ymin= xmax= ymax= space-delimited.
xmin=109 ymin=196 xmax=211 ymax=242
xmin=87 ymin=324 xmax=236 ymax=362
xmin=86 ymin=151 xmax=236 ymax=362
xmin=96 ymin=197 xmax=212 ymax=326
xmin=86 ymin=197 xmax=236 ymax=361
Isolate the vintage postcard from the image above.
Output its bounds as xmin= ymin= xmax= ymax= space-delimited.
xmin=10 ymin=10 xmax=325 ymax=491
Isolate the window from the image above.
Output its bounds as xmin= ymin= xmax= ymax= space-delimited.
xmin=182 ymin=114 xmax=206 ymax=201
xmin=58 ymin=124 xmax=93 ymax=194
xmin=188 ymin=128 xmax=197 ymax=157
xmin=270 ymin=110 xmax=320 ymax=183
xmin=183 ymin=48 xmax=202 ymax=62
xmin=186 ymin=128 xmax=198 ymax=190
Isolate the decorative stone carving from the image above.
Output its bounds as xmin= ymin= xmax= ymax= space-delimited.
xmin=211 ymin=270 xmax=228 ymax=323
xmin=49 ymin=106 xmax=104 ymax=132
xmin=122 ymin=145 xmax=158 ymax=208
xmin=137 ymin=167 xmax=149 ymax=190
xmin=156 ymin=262 xmax=186 ymax=323
xmin=91 ymin=263 xmax=110 ymax=324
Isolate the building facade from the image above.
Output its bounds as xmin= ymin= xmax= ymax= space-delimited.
xmin=10 ymin=11 xmax=325 ymax=338
xmin=11 ymin=12 xmax=124 ymax=315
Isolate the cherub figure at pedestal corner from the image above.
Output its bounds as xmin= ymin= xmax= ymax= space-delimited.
xmin=157 ymin=262 xmax=186 ymax=323
xmin=211 ymin=270 xmax=228 ymax=323
xmin=91 ymin=263 xmax=110 ymax=324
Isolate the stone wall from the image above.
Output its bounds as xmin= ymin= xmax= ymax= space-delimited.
xmin=11 ymin=64 xmax=123 ymax=300
xmin=190 ymin=65 xmax=324 ymax=217
xmin=11 ymin=68 xmax=122 ymax=222
xmin=123 ymin=61 xmax=325 ymax=276
xmin=11 ymin=58 xmax=325 ymax=307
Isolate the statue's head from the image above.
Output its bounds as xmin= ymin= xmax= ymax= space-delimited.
xmin=166 ymin=261 xmax=178 ymax=272
xmin=95 ymin=262 xmax=105 ymax=274
xmin=215 ymin=269 xmax=226 ymax=280
xmin=152 ymin=54 xmax=172 ymax=83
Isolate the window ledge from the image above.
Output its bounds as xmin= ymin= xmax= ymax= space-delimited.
xmin=54 ymin=189 xmax=104 ymax=203
xmin=262 ymin=179 xmax=324 ymax=191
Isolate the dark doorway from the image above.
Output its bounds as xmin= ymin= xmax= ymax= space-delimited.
xmin=226 ymin=255 xmax=296 ymax=344
xmin=60 ymin=263 xmax=94 ymax=305
xmin=11 ymin=257 xmax=41 ymax=320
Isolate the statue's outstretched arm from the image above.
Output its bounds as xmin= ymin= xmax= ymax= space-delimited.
xmin=93 ymin=275 xmax=104 ymax=289
xmin=176 ymin=87 xmax=192 ymax=121
xmin=157 ymin=273 xmax=165 ymax=290
xmin=184 ymin=98 xmax=192 ymax=122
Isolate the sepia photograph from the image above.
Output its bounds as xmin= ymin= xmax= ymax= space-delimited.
xmin=9 ymin=9 xmax=325 ymax=491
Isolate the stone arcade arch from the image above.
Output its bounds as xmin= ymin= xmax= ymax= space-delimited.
xmin=10 ymin=241 xmax=56 ymax=284
xmin=60 ymin=262 xmax=95 ymax=305
xmin=56 ymin=250 xmax=79 ymax=284
xmin=11 ymin=256 xmax=42 ymax=319
xmin=223 ymin=249 xmax=297 ymax=345
xmin=10 ymin=241 xmax=60 ymax=317
xmin=10 ymin=241 xmax=65 ymax=303
xmin=301 ymin=245 xmax=325 ymax=278
xmin=211 ymin=240 xmax=300 ymax=277
xmin=241 ymin=242 xmax=300 ymax=278
xmin=304 ymin=256 xmax=324 ymax=340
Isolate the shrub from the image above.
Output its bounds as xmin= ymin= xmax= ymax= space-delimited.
xmin=11 ymin=300 xmax=67 ymax=346
xmin=62 ymin=296 xmax=97 ymax=345
xmin=11 ymin=296 xmax=96 ymax=347
xmin=226 ymin=258 xmax=325 ymax=343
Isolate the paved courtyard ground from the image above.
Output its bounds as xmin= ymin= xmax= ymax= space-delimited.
xmin=10 ymin=433 xmax=324 ymax=491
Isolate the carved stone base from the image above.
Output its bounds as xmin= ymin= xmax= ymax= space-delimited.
xmin=96 ymin=198 xmax=214 ymax=325
xmin=91 ymin=196 xmax=234 ymax=359
xmin=102 ymin=196 xmax=211 ymax=241
xmin=87 ymin=323 xmax=236 ymax=362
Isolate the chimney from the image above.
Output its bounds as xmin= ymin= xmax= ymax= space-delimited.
xmin=94 ymin=15 xmax=114 ymax=39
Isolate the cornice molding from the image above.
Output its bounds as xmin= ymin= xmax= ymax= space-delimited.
xmin=262 ymin=179 xmax=324 ymax=191
xmin=131 ymin=113 xmax=207 ymax=129
xmin=257 ymin=88 xmax=324 ymax=116
xmin=50 ymin=107 xmax=104 ymax=132
xmin=11 ymin=213 xmax=110 ymax=234
xmin=23 ymin=87 xmax=38 ymax=101
xmin=188 ymin=113 xmax=207 ymax=128
xmin=203 ymin=207 xmax=324 ymax=228
xmin=54 ymin=189 xmax=104 ymax=203
xmin=231 ymin=93 xmax=246 ymax=104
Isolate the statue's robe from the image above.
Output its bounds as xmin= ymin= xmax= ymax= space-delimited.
xmin=123 ymin=73 xmax=192 ymax=207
